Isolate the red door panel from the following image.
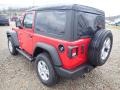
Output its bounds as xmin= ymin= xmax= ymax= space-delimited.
xmin=20 ymin=29 xmax=33 ymax=54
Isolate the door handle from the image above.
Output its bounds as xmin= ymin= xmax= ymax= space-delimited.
xmin=19 ymin=33 xmax=22 ymax=35
xmin=28 ymin=34 xmax=32 ymax=38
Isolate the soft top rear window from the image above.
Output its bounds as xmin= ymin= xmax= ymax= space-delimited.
xmin=35 ymin=10 xmax=66 ymax=35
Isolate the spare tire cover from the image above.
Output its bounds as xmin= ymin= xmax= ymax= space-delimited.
xmin=88 ymin=29 xmax=113 ymax=66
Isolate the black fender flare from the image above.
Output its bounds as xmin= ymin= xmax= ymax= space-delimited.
xmin=6 ymin=30 xmax=19 ymax=47
xmin=33 ymin=43 xmax=62 ymax=66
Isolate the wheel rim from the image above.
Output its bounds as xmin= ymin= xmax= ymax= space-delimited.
xmin=101 ymin=37 xmax=111 ymax=60
xmin=38 ymin=60 xmax=49 ymax=81
xmin=8 ymin=40 xmax=13 ymax=53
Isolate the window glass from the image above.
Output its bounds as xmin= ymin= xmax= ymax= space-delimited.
xmin=23 ymin=13 xmax=33 ymax=28
xmin=35 ymin=11 xmax=66 ymax=35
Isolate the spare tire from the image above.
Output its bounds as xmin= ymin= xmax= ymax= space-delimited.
xmin=88 ymin=29 xmax=113 ymax=66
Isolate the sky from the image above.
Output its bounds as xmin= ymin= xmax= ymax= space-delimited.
xmin=0 ymin=0 xmax=120 ymax=17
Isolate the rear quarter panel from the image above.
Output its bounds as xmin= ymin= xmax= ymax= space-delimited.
xmin=32 ymin=34 xmax=91 ymax=69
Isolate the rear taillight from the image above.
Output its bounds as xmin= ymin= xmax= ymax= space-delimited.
xmin=68 ymin=46 xmax=78 ymax=58
xmin=72 ymin=48 xmax=78 ymax=57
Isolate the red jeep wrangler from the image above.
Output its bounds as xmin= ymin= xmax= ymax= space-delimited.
xmin=7 ymin=4 xmax=113 ymax=86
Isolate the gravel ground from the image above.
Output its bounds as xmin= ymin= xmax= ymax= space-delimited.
xmin=0 ymin=26 xmax=120 ymax=90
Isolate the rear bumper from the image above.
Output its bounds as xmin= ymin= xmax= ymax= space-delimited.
xmin=55 ymin=64 xmax=94 ymax=78
xmin=0 ymin=20 xmax=9 ymax=25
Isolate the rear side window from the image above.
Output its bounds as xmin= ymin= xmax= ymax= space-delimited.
xmin=35 ymin=11 xmax=66 ymax=35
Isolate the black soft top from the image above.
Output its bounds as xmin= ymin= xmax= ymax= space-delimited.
xmin=29 ymin=4 xmax=104 ymax=15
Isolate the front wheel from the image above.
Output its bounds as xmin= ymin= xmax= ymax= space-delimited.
xmin=35 ymin=53 xmax=58 ymax=86
xmin=8 ymin=37 xmax=18 ymax=55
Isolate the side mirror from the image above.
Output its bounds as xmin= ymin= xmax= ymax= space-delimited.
xmin=15 ymin=19 xmax=23 ymax=29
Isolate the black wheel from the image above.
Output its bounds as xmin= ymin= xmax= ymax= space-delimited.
xmin=88 ymin=29 xmax=113 ymax=66
xmin=35 ymin=53 xmax=58 ymax=86
xmin=8 ymin=37 xmax=18 ymax=55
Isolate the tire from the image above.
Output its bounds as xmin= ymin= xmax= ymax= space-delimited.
xmin=88 ymin=29 xmax=113 ymax=66
xmin=35 ymin=53 xmax=58 ymax=86
xmin=8 ymin=37 xmax=18 ymax=55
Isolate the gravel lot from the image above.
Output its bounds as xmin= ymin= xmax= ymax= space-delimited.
xmin=0 ymin=26 xmax=120 ymax=90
